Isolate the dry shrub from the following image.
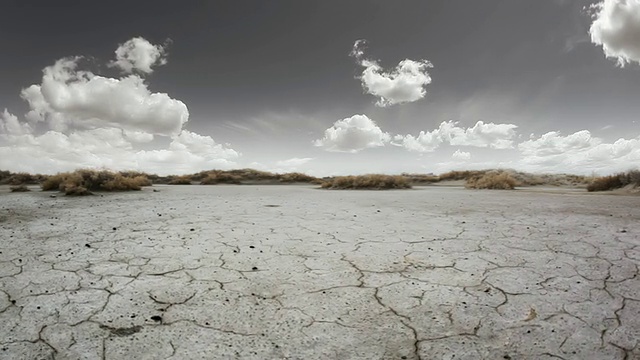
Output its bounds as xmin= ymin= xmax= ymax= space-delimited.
xmin=402 ymin=173 xmax=440 ymax=184
xmin=278 ymin=172 xmax=319 ymax=183
xmin=465 ymin=171 xmax=517 ymax=190
xmin=41 ymin=169 xmax=151 ymax=194
xmin=168 ymin=175 xmax=193 ymax=185
xmin=587 ymin=170 xmax=640 ymax=192
xmin=10 ymin=185 xmax=30 ymax=192
xmin=438 ymin=170 xmax=487 ymax=181
xmin=41 ymin=174 xmax=65 ymax=191
xmin=321 ymin=174 xmax=411 ymax=190
xmin=200 ymin=173 xmax=242 ymax=185
xmin=5 ymin=172 xmax=45 ymax=185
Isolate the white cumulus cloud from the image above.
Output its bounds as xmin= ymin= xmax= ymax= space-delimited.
xmin=393 ymin=121 xmax=518 ymax=152
xmin=589 ymin=0 xmax=640 ymax=66
xmin=314 ymin=114 xmax=390 ymax=153
xmin=109 ymin=37 xmax=168 ymax=74
xmin=0 ymin=38 xmax=239 ymax=175
xmin=351 ymin=40 xmax=433 ymax=107
xmin=518 ymin=130 xmax=640 ymax=173
xmin=452 ymin=149 xmax=471 ymax=160
xmin=20 ymin=57 xmax=188 ymax=136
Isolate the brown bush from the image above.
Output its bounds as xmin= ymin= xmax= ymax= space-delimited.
xmin=10 ymin=185 xmax=30 ymax=192
xmin=41 ymin=169 xmax=151 ymax=194
xmin=168 ymin=175 xmax=193 ymax=185
xmin=438 ymin=170 xmax=487 ymax=181
xmin=402 ymin=173 xmax=440 ymax=184
xmin=321 ymin=174 xmax=411 ymax=190
xmin=278 ymin=172 xmax=319 ymax=183
xmin=200 ymin=173 xmax=242 ymax=185
xmin=587 ymin=170 xmax=640 ymax=192
xmin=41 ymin=174 xmax=65 ymax=191
xmin=465 ymin=171 xmax=517 ymax=190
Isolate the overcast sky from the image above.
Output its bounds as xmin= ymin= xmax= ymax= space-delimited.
xmin=1 ymin=0 xmax=640 ymax=176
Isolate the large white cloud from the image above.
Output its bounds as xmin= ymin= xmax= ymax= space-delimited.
xmin=0 ymin=38 xmax=239 ymax=175
xmin=590 ymin=0 xmax=640 ymax=66
xmin=109 ymin=37 xmax=168 ymax=74
xmin=21 ymin=57 xmax=188 ymax=136
xmin=351 ymin=40 xmax=433 ymax=107
xmin=314 ymin=114 xmax=390 ymax=153
xmin=393 ymin=121 xmax=518 ymax=152
xmin=518 ymin=130 xmax=640 ymax=173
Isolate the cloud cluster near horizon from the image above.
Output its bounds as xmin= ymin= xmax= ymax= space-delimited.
xmin=0 ymin=37 xmax=239 ymax=175
xmin=351 ymin=40 xmax=433 ymax=107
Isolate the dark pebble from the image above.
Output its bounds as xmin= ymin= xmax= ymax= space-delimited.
xmin=150 ymin=315 xmax=162 ymax=322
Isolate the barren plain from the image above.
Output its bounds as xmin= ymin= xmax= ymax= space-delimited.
xmin=0 ymin=185 xmax=639 ymax=359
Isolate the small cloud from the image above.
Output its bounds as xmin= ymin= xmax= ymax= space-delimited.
xmin=109 ymin=37 xmax=168 ymax=74
xmin=314 ymin=114 xmax=390 ymax=152
xmin=589 ymin=0 xmax=640 ymax=66
xmin=452 ymin=149 xmax=471 ymax=160
xmin=393 ymin=121 xmax=518 ymax=153
xmin=351 ymin=40 xmax=433 ymax=107
xmin=275 ymin=157 xmax=313 ymax=167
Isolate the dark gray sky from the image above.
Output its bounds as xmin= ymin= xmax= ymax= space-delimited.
xmin=1 ymin=0 xmax=639 ymax=175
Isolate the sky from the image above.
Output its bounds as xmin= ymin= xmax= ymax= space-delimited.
xmin=1 ymin=0 xmax=640 ymax=176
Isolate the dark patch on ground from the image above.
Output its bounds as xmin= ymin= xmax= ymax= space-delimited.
xmin=100 ymin=325 xmax=143 ymax=337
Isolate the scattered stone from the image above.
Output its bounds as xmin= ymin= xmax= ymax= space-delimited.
xmin=112 ymin=227 xmax=117 ymax=231
xmin=85 ymin=244 xmax=91 ymax=248
xmin=620 ymin=229 xmax=627 ymax=233
xmin=249 ymin=245 xmax=255 ymax=249
xmin=190 ymin=228 xmax=195 ymax=231
xmin=49 ymin=194 xmax=56 ymax=198
xmin=150 ymin=315 xmax=162 ymax=322
xmin=252 ymin=266 xmax=258 ymax=271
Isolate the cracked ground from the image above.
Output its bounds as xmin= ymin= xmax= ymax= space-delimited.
xmin=0 ymin=185 xmax=639 ymax=359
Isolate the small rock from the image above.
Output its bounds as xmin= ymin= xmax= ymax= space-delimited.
xmin=150 ymin=315 xmax=162 ymax=322
xmin=153 ymin=189 xmax=160 ymax=192
xmin=620 ymin=229 xmax=627 ymax=233
xmin=85 ymin=244 xmax=91 ymax=248
xmin=252 ymin=266 xmax=258 ymax=271
xmin=249 ymin=245 xmax=255 ymax=249
xmin=112 ymin=227 xmax=117 ymax=231
xmin=190 ymin=228 xmax=195 ymax=231
xmin=49 ymin=195 xmax=56 ymax=198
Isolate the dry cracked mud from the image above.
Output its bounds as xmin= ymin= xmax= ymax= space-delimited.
xmin=0 ymin=185 xmax=639 ymax=359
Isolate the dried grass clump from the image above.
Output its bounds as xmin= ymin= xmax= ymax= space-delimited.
xmin=321 ymin=174 xmax=412 ymax=190
xmin=10 ymin=185 xmax=30 ymax=192
xmin=587 ymin=170 xmax=640 ymax=192
xmin=40 ymin=169 xmax=152 ymax=195
xmin=168 ymin=175 xmax=193 ymax=185
xmin=402 ymin=173 xmax=440 ymax=184
xmin=465 ymin=171 xmax=517 ymax=190
xmin=278 ymin=172 xmax=320 ymax=183
xmin=200 ymin=172 xmax=242 ymax=185
xmin=438 ymin=170 xmax=487 ymax=181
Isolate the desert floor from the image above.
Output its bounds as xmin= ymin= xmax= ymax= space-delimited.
xmin=0 ymin=185 xmax=639 ymax=359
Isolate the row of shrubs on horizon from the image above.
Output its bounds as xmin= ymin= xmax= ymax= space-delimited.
xmin=586 ymin=170 xmax=640 ymax=192
xmin=1 ymin=168 xmax=638 ymax=193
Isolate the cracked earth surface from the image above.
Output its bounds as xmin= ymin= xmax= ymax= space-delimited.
xmin=0 ymin=185 xmax=639 ymax=359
